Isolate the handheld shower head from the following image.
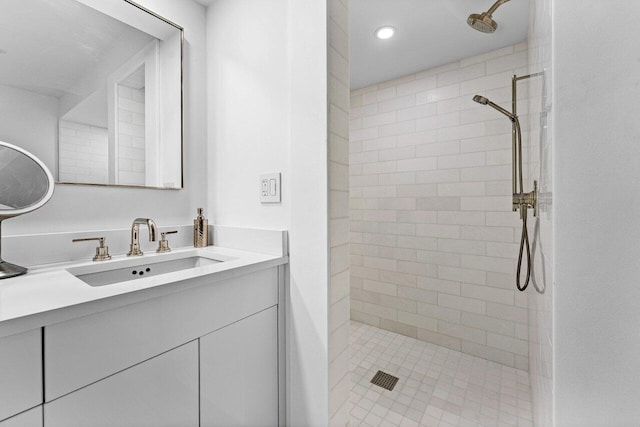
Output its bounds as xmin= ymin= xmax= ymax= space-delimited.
xmin=473 ymin=95 xmax=489 ymax=105
xmin=473 ymin=94 xmax=515 ymax=121
xmin=467 ymin=0 xmax=510 ymax=33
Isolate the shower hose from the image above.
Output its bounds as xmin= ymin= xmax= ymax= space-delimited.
xmin=516 ymin=204 xmax=531 ymax=292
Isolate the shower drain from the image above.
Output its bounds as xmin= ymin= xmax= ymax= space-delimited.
xmin=370 ymin=370 xmax=399 ymax=391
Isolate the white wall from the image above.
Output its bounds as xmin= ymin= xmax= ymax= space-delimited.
xmin=288 ymin=0 xmax=331 ymax=424
xmin=206 ymin=0 xmax=290 ymax=230
xmin=554 ymin=1 xmax=640 ymax=425
xmin=349 ymin=44 xmax=530 ymax=370
xmin=327 ymin=0 xmax=351 ymax=425
xmin=526 ymin=0 xmax=553 ymax=425
xmin=4 ymin=0 xmax=207 ymax=236
xmin=206 ymin=0 xmax=330 ymax=425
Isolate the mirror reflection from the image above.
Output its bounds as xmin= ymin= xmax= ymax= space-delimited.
xmin=0 ymin=0 xmax=183 ymax=189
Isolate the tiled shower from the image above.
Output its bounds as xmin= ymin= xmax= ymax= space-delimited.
xmin=348 ymin=0 xmax=553 ymax=424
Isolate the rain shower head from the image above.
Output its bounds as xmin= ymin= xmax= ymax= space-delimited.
xmin=467 ymin=12 xmax=497 ymax=33
xmin=473 ymin=94 xmax=515 ymax=121
xmin=467 ymin=0 xmax=511 ymax=33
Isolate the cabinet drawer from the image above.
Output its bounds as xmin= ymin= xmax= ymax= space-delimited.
xmin=45 ymin=341 xmax=198 ymax=427
xmin=0 ymin=329 xmax=42 ymax=421
xmin=45 ymin=267 xmax=278 ymax=400
xmin=0 ymin=407 xmax=42 ymax=427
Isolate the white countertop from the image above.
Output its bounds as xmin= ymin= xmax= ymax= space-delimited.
xmin=0 ymin=245 xmax=288 ymax=338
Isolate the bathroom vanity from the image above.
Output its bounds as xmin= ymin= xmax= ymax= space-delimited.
xmin=0 ymin=239 xmax=287 ymax=427
xmin=0 ymin=0 xmax=292 ymax=424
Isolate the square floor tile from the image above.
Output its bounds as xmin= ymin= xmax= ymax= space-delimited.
xmin=349 ymin=321 xmax=533 ymax=426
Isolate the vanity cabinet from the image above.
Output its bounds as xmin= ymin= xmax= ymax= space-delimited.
xmin=200 ymin=306 xmax=279 ymax=427
xmin=44 ymin=268 xmax=278 ymax=400
xmin=39 ymin=266 xmax=283 ymax=426
xmin=0 ymin=407 xmax=42 ymax=427
xmin=0 ymin=329 xmax=42 ymax=422
xmin=44 ymin=341 xmax=199 ymax=427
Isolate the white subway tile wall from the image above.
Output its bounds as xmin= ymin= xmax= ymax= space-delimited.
xmin=58 ymin=120 xmax=109 ymax=184
xmin=350 ymin=44 xmax=530 ymax=370
xmin=117 ymin=85 xmax=145 ymax=186
xmin=329 ymin=0 xmax=351 ymax=425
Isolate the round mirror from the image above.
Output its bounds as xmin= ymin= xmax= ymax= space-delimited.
xmin=0 ymin=141 xmax=54 ymax=279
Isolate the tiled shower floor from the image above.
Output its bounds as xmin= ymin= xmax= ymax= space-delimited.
xmin=349 ymin=321 xmax=533 ymax=427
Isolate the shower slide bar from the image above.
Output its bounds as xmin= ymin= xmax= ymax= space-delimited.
xmin=473 ymin=71 xmax=545 ymax=292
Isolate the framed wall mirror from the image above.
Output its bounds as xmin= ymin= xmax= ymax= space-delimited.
xmin=0 ymin=0 xmax=183 ymax=189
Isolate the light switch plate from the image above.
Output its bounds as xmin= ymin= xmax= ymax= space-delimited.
xmin=260 ymin=173 xmax=281 ymax=203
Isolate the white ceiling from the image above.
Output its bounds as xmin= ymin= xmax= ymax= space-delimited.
xmin=187 ymin=0 xmax=530 ymax=89
xmin=350 ymin=0 xmax=530 ymax=89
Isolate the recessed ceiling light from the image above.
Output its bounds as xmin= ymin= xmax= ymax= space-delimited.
xmin=375 ymin=26 xmax=396 ymax=40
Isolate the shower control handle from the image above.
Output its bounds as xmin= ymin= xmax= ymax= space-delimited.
xmin=512 ymin=180 xmax=538 ymax=217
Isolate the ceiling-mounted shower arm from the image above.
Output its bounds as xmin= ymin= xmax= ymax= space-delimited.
xmin=486 ymin=0 xmax=511 ymax=16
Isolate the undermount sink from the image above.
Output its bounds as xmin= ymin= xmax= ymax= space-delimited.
xmin=68 ymin=254 xmax=221 ymax=287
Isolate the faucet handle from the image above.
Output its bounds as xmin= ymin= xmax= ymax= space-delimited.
xmin=156 ymin=231 xmax=178 ymax=253
xmin=72 ymin=237 xmax=112 ymax=261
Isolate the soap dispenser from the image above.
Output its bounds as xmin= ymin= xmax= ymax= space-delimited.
xmin=194 ymin=208 xmax=209 ymax=247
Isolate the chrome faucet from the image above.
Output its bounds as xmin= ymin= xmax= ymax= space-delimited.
xmin=127 ymin=218 xmax=158 ymax=256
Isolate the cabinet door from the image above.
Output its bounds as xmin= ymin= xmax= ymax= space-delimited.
xmin=45 ymin=341 xmax=198 ymax=427
xmin=0 ymin=407 xmax=42 ymax=427
xmin=0 ymin=329 xmax=42 ymax=422
xmin=200 ymin=306 xmax=278 ymax=427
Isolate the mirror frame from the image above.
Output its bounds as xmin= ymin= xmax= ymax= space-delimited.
xmin=54 ymin=0 xmax=185 ymax=190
